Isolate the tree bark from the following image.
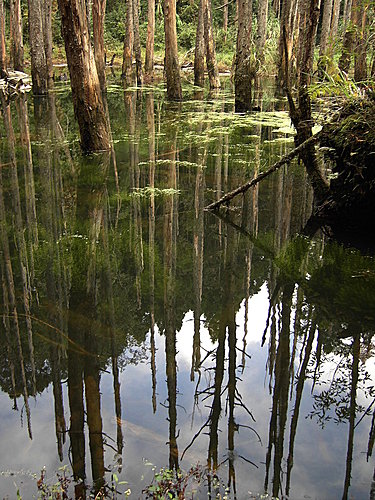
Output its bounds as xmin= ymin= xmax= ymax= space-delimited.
xmin=234 ymin=0 xmax=253 ymax=111
xmin=57 ymin=0 xmax=111 ymax=152
xmin=43 ymin=0 xmax=54 ymax=88
xmin=204 ymin=0 xmax=220 ymax=91
xmin=338 ymin=0 xmax=358 ymax=74
xmin=327 ymin=0 xmax=341 ymax=57
xmin=354 ymin=0 xmax=368 ymax=81
xmin=28 ymin=0 xmax=49 ymax=94
xmin=122 ymin=0 xmax=134 ymax=85
xmin=318 ymin=0 xmax=334 ymax=73
xmin=194 ymin=0 xmax=205 ymax=87
xmin=256 ymin=0 xmax=269 ymax=67
xmin=0 ymin=0 xmax=6 ymax=76
xmin=133 ymin=0 xmax=143 ymax=86
xmin=9 ymin=0 xmax=24 ymax=70
xmin=145 ymin=0 xmax=155 ymax=81
xmin=93 ymin=0 xmax=107 ymax=91
xmin=163 ymin=0 xmax=182 ymax=100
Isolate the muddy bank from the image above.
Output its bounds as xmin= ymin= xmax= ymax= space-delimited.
xmin=310 ymin=92 xmax=375 ymax=244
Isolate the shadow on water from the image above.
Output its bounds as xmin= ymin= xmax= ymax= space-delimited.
xmin=0 ymin=83 xmax=375 ymax=499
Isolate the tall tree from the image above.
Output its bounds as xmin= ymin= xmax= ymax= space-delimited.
xmin=93 ymin=0 xmax=107 ymax=91
xmin=194 ymin=0 xmax=205 ymax=87
xmin=57 ymin=0 xmax=111 ymax=152
xmin=133 ymin=0 xmax=143 ymax=85
xmin=204 ymin=0 xmax=221 ymax=91
xmin=9 ymin=0 xmax=24 ymax=70
xmin=145 ymin=0 xmax=155 ymax=81
xmin=256 ymin=0 xmax=269 ymax=67
xmin=43 ymin=0 xmax=54 ymax=87
xmin=28 ymin=0 xmax=49 ymax=94
xmin=234 ymin=0 xmax=253 ymax=111
xmin=338 ymin=0 xmax=360 ymax=74
xmin=318 ymin=0 xmax=334 ymax=74
xmin=122 ymin=0 xmax=134 ymax=85
xmin=163 ymin=0 xmax=182 ymax=100
xmin=0 ymin=0 xmax=6 ymax=76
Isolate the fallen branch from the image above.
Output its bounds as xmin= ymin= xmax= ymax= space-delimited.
xmin=205 ymin=131 xmax=322 ymax=211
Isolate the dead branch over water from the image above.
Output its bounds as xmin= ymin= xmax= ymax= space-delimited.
xmin=205 ymin=131 xmax=322 ymax=211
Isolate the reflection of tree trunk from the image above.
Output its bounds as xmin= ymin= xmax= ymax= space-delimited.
xmin=2 ymin=94 xmax=37 ymax=395
xmin=227 ymin=286 xmax=237 ymax=494
xmin=191 ymin=156 xmax=205 ymax=380
xmin=0 ymin=170 xmax=32 ymax=438
xmin=342 ymin=333 xmax=360 ymax=500
xmin=265 ymin=282 xmax=294 ymax=498
xmin=286 ymin=317 xmax=316 ymax=496
xmin=147 ymin=93 xmax=157 ymax=413
xmin=163 ymin=124 xmax=179 ymax=470
xmin=16 ymin=96 xmax=38 ymax=288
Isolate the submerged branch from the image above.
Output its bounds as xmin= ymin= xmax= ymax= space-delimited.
xmin=205 ymin=132 xmax=322 ymax=211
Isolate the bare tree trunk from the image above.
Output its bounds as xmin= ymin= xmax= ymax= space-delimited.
xmin=57 ymin=0 xmax=111 ymax=152
xmin=256 ymin=0 xmax=269 ymax=67
xmin=43 ymin=0 xmax=54 ymax=88
xmin=204 ymin=0 xmax=221 ymax=91
xmin=234 ymin=0 xmax=253 ymax=111
xmin=318 ymin=0 xmax=334 ymax=74
xmin=133 ymin=0 xmax=143 ymax=86
xmin=194 ymin=0 xmax=205 ymax=87
xmin=327 ymin=0 xmax=341 ymax=57
xmin=338 ymin=0 xmax=358 ymax=74
xmin=93 ymin=0 xmax=107 ymax=91
xmin=28 ymin=0 xmax=49 ymax=94
xmin=223 ymin=2 xmax=228 ymax=40
xmin=9 ymin=0 xmax=24 ymax=70
xmin=145 ymin=0 xmax=155 ymax=81
xmin=163 ymin=0 xmax=182 ymax=100
xmin=0 ymin=0 xmax=6 ymax=76
xmin=122 ymin=0 xmax=134 ymax=85
xmin=354 ymin=0 xmax=368 ymax=81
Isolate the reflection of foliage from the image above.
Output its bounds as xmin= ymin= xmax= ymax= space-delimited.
xmin=308 ymin=351 xmax=375 ymax=427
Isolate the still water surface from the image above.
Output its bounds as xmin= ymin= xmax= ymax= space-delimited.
xmin=0 ymin=80 xmax=374 ymax=499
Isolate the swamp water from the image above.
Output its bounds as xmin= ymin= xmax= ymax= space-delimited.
xmin=0 ymin=81 xmax=374 ymax=499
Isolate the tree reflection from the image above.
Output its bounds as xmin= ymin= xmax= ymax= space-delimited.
xmin=0 ymin=90 xmax=374 ymax=500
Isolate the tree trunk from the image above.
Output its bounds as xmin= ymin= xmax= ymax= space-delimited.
xmin=327 ymin=0 xmax=341 ymax=57
xmin=57 ymin=0 xmax=111 ymax=152
xmin=256 ymin=0 xmax=269 ymax=67
xmin=354 ymin=0 xmax=368 ymax=81
xmin=122 ymin=0 xmax=134 ymax=85
xmin=93 ymin=0 xmax=107 ymax=91
xmin=194 ymin=0 xmax=205 ymax=87
xmin=234 ymin=0 xmax=253 ymax=111
xmin=133 ymin=0 xmax=143 ymax=86
xmin=0 ymin=0 xmax=6 ymax=76
xmin=223 ymin=2 xmax=228 ymax=41
xmin=204 ymin=0 xmax=220 ymax=91
xmin=9 ymin=0 xmax=24 ymax=70
xmin=318 ymin=0 xmax=334 ymax=74
xmin=145 ymin=0 xmax=155 ymax=81
xmin=28 ymin=0 xmax=49 ymax=94
xmin=43 ymin=0 xmax=54 ymax=88
xmin=163 ymin=0 xmax=182 ymax=100
xmin=338 ymin=0 xmax=358 ymax=74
